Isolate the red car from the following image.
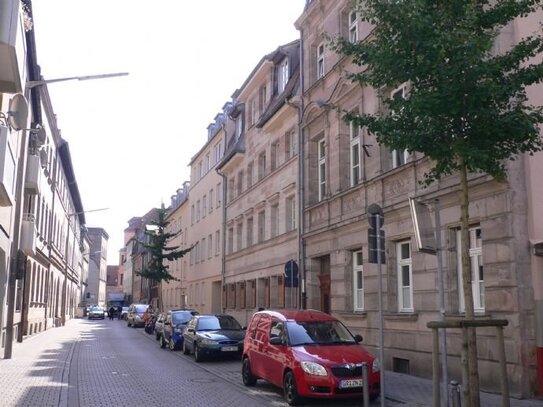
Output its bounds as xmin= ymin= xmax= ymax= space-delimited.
xmin=241 ymin=309 xmax=380 ymax=405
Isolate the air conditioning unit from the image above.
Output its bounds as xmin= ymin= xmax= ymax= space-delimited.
xmin=0 ymin=0 xmax=24 ymax=93
xmin=0 ymin=125 xmax=16 ymax=206
xmin=20 ymin=215 xmax=36 ymax=256
xmin=25 ymin=153 xmax=40 ymax=195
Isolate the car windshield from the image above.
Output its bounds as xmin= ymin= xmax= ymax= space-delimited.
xmin=172 ymin=312 xmax=193 ymax=325
xmin=135 ymin=305 xmax=148 ymax=312
xmin=286 ymin=320 xmax=356 ymax=346
xmin=122 ymin=307 xmax=128 ymax=312
xmin=91 ymin=307 xmax=103 ymax=312
xmin=197 ymin=316 xmax=242 ymax=331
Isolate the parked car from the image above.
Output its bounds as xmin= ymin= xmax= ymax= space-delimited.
xmin=161 ymin=309 xmax=198 ymax=350
xmin=120 ymin=306 xmax=129 ymax=320
xmin=182 ymin=314 xmax=245 ymax=362
xmin=126 ymin=303 xmax=149 ymax=328
xmin=154 ymin=313 xmax=167 ymax=341
xmin=88 ymin=306 xmax=105 ymax=320
xmin=241 ymin=309 xmax=381 ymax=405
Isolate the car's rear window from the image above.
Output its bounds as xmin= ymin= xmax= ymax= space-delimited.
xmin=172 ymin=311 xmax=193 ymax=325
xmin=135 ymin=305 xmax=148 ymax=312
xmin=198 ymin=315 xmax=242 ymax=330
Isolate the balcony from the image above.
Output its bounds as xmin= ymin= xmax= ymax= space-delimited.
xmin=25 ymin=153 xmax=40 ymax=194
xmin=20 ymin=213 xmax=36 ymax=256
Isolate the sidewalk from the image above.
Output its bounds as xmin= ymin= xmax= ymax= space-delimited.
xmin=1 ymin=319 xmax=542 ymax=407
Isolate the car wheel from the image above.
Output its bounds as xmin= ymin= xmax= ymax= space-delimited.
xmin=127 ymin=320 xmax=131 ymax=327
xmin=194 ymin=344 xmax=204 ymax=362
xmin=169 ymin=338 xmax=176 ymax=351
xmin=242 ymin=357 xmax=257 ymax=386
xmin=160 ymin=335 xmax=167 ymax=349
xmin=182 ymin=341 xmax=190 ymax=355
xmin=283 ymin=371 xmax=302 ymax=406
xmin=155 ymin=331 xmax=160 ymax=341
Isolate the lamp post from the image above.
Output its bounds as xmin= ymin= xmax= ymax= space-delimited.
xmin=25 ymin=72 xmax=129 ymax=90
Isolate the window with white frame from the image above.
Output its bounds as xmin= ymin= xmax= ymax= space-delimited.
xmin=457 ymin=226 xmax=484 ymax=313
xmin=247 ymin=162 xmax=254 ymax=188
xmin=391 ymin=84 xmax=409 ymax=168
xmin=397 ymin=241 xmax=413 ymax=312
xmin=349 ymin=10 xmax=358 ymax=42
xmin=350 ymin=121 xmax=361 ymax=186
xmin=236 ymin=222 xmax=243 ymax=252
xmin=257 ymin=210 xmax=265 ymax=243
xmin=246 ymin=217 xmax=253 ymax=247
xmin=285 ymin=195 xmax=296 ymax=232
xmin=317 ymin=43 xmax=325 ymax=79
xmin=353 ymin=250 xmax=364 ymax=310
xmin=271 ymin=141 xmax=280 ymax=171
xmin=250 ymin=98 xmax=257 ymax=126
xmin=318 ymin=139 xmax=326 ymax=201
xmin=214 ymin=142 xmax=222 ymax=163
xmin=270 ymin=203 xmax=279 ymax=238
xmin=285 ymin=129 xmax=296 ymax=159
xmin=215 ymin=230 xmax=220 ymax=255
xmin=258 ymin=152 xmax=266 ymax=181
xmin=278 ymin=58 xmax=289 ymax=93
xmin=209 ymin=190 xmax=213 ymax=213
xmin=202 ymin=195 xmax=207 ymax=218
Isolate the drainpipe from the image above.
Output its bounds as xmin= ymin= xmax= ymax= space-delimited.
xmin=216 ymin=124 xmax=228 ymax=314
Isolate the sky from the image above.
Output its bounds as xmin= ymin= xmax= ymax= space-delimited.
xmin=30 ymin=0 xmax=305 ymax=265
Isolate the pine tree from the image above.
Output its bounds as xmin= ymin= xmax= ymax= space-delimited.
xmin=332 ymin=1 xmax=543 ymax=405
xmin=136 ymin=205 xmax=192 ymax=307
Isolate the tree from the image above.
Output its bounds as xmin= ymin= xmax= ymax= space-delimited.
xmin=331 ymin=1 xmax=543 ymax=405
xmin=136 ymin=205 xmax=192 ymax=309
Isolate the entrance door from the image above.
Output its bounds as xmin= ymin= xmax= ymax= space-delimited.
xmin=318 ymin=273 xmax=330 ymax=314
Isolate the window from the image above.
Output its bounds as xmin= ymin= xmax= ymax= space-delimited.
xmin=258 ymin=152 xmax=266 ymax=181
xmin=246 ymin=217 xmax=254 ymax=247
xmin=349 ymin=11 xmax=358 ymax=42
xmin=227 ymin=227 xmax=234 ymax=254
xmin=271 ymin=141 xmax=280 ymax=171
xmin=228 ymin=177 xmax=235 ymax=202
xmin=286 ymin=196 xmax=296 ymax=232
xmin=247 ymin=162 xmax=254 ymax=188
xmin=237 ymin=170 xmax=244 ymax=196
xmin=196 ymin=200 xmax=201 ymax=222
xmin=391 ymin=84 xmax=409 ymax=168
xmin=214 ymin=142 xmax=223 ymax=163
xmin=205 ymin=153 xmax=210 ymax=173
xmin=236 ymin=115 xmax=243 ymax=140
xmin=317 ymin=43 xmax=325 ymax=79
xmin=318 ymin=139 xmax=326 ymax=201
xmin=353 ymin=250 xmax=364 ymax=310
xmin=397 ymin=241 xmax=413 ymax=312
xmin=250 ymin=98 xmax=257 ymax=126
xmin=215 ymin=230 xmax=220 ymax=255
xmin=258 ymin=210 xmax=265 ymax=243
xmin=270 ymin=204 xmax=279 ymax=238
xmin=236 ymin=222 xmax=243 ymax=252
xmin=202 ymin=195 xmax=207 ymax=218
xmin=278 ymin=58 xmax=289 ymax=93
xmin=285 ymin=129 xmax=296 ymax=160
xmin=208 ymin=234 xmax=213 ymax=258
xmin=457 ymin=226 xmax=484 ymax=313
xmin=201 ymin=238 xmax=206 ymax=262
xmin=209 ymin=190 xmax=213 ymax=213
xmin=191 ymin=205 xmax=195 ymax=225
xmin=216 ymin=182 xmax=222 ymax=207
xmin=259 ymin=85 xmax=267 ymax=113
xmin=350 ymin=121 xmax=361 ymax=186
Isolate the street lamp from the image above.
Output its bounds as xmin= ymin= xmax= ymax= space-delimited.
xmin=25 ymin=72 xmax=129 ymax=90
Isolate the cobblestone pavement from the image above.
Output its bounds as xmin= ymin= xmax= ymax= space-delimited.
xmin=1 ymin=318 xmax=542 ymax=407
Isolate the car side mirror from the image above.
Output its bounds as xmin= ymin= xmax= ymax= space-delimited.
xmin=187 ymin=328 xmax=195 ymax=334
xmin=269 ymin=337 xmax=283 ymax=345
xmin=354 ymin=334 xmax=363 ymax=343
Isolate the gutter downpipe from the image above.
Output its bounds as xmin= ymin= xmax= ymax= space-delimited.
xmin=298 ymin=28 xmax=306 ymax=310
xmin=216 ymin=124 xmax=228 ymax=314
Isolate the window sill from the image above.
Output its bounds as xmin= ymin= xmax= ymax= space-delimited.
xmin=336 ymin=311 xmax=367 ymax=319
xmin=384 ymin=312 xmax=419 ymax=321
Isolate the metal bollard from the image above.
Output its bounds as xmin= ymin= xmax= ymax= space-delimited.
xmin=450 ymin=380 xmax=461 ymax=407
xmin=362 ymin=362 xmax=370 ymax=407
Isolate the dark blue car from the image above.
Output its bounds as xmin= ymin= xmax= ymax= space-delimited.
xmin=161 ymin=309 xmax=198 ymax=350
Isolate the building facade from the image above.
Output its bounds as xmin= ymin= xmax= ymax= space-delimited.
xmin=86 ymin=227 xmax=108 ymax=307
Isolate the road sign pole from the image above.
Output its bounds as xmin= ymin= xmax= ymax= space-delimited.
xmin=376 ymin=213 xmax=385 ymax=407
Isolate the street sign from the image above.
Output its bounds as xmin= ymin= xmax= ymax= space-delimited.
xmin=284 ymin=260 xmax=299 ymax=288
xmin=367 ymin=204 xmax=385 ymax=264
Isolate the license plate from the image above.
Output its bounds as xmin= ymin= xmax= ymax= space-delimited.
xmin=221 ymin=346 xmax=238 ymax=352
xmin=339 ymin=379 xmax=364 ymax=388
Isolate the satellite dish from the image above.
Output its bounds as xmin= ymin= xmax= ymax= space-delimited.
xmin=7 ymin=93 xmax=28 ymax=131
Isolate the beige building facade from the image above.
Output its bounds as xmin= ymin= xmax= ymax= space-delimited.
xmin=294 ymin=0 xmax=542 ymax=398
xmin=217 ymin=41 xmax=301 ymax=327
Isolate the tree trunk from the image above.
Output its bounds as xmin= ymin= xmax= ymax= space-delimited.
xmin=459 ymin=160 xmax=481 ymax=407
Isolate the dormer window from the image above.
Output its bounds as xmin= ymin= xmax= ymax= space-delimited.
xmin=236 ymin=115 xmax=243 ymax=140
xmin=278 ymin=58 xmax=289 ymax=93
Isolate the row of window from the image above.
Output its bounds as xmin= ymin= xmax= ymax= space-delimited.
xmin=223 ymin=275 xmax=295 ymax=310
xmin=189 ymin=230 xmax=221 ymax=265
xmin=228 ymin=129 xmax=296 ymax=203
xmin=190 ymin=182 xmax=222 ymax=224
xmin=193 ymin=141 xmax=224 ymax=184
xmin=226 ymin=195 xmax=296 ymax=254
